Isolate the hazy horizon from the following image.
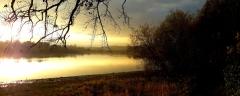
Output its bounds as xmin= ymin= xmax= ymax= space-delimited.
xmin=0 ymin=0 xmax=205 ymax=47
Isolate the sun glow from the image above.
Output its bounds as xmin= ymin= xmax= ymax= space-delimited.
xmin=0 ymin=55 xmax=139 ymax=82
xmin=0 ymin=59 xmax=34 ymax=78
xmin=0 ymin=22 xmax=92 ymax=45
xmin=0 ymin=22 xmax=34 ymax=41
xmin=0 ymin=25 xmax=11 ymax=41
xmin=0 ymin=58 xmax=68 ymax=82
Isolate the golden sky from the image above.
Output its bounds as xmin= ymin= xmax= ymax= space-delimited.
xmin=0 ymin=0 xmax=205 ymax=47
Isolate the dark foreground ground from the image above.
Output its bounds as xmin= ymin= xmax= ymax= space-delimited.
xmin=0 ymin=71 xmax=225 ymax=96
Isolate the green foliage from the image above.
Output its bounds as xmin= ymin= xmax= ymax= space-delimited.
xmin=224 ymin=32 xmax=240 ymax=95
xmin=191 ymin=0 xmax=240 ymax=95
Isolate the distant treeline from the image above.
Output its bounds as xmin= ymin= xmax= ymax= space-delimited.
xmin=0 ymin=40 xmax=128 ymax=58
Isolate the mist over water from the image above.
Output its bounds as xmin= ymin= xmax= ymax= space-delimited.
xmin=0 ymin=54 xmax=141 ymax=82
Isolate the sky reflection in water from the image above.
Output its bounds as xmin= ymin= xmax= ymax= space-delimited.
xmin=0 ymin=54 xmax=140 ymax=82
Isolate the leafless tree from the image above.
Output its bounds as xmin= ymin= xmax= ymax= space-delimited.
xmin=128 ymin=9 xmax=194 ymax=79
xmin=0 ymin=0 xmax=130 ymax=54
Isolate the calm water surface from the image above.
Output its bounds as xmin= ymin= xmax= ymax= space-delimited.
xmin=0 ymin=54 xmax=140 ymax=82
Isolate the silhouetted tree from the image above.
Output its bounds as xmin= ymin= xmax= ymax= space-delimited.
xmin=189 ymin=0 xmax=240 ymax=95
xmin=0 ymin=0 xmax=130 ymax=52
xmin=129 ymin=9 xmax=194 ymax=79
xmin=128 ymin=0 xmax=240 ymax=95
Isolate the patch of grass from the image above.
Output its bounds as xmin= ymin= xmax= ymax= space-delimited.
xmin=0 ymin=71 xmax=194 ymax=96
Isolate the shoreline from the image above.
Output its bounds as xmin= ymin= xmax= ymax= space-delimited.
xmin=0 ymin=71 xmax=143 ymax=87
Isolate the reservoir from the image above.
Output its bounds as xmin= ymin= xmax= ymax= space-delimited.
xmin=0 ymin=54 xmax=141 ymax=82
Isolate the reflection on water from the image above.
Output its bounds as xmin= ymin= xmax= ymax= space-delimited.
xmin=0 ymin=54 xmax=140 ymax=82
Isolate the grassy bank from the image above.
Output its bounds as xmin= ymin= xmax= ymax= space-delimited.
xmin=0 ymin=71 xmax=195 ymax=96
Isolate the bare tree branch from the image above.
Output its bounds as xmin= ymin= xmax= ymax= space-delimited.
xmin=0 ymin=0 xmax=130 ymax=54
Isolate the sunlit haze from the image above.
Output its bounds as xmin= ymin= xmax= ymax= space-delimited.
xmin=0 ymin=55 xmax=139 ymax=82
xmin=0 ymin=0 xmax=205 ymax=47
xmin=0 ymin=1 xmax=237 ymax=95
xmin=0 ymin=0 xmax=205 ymax=82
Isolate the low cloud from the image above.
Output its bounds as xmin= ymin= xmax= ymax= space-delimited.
xmin=121 ymin=0 xmax=205 ymax=26
xmin=98 ymin=0 xmax=206 ymax=39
